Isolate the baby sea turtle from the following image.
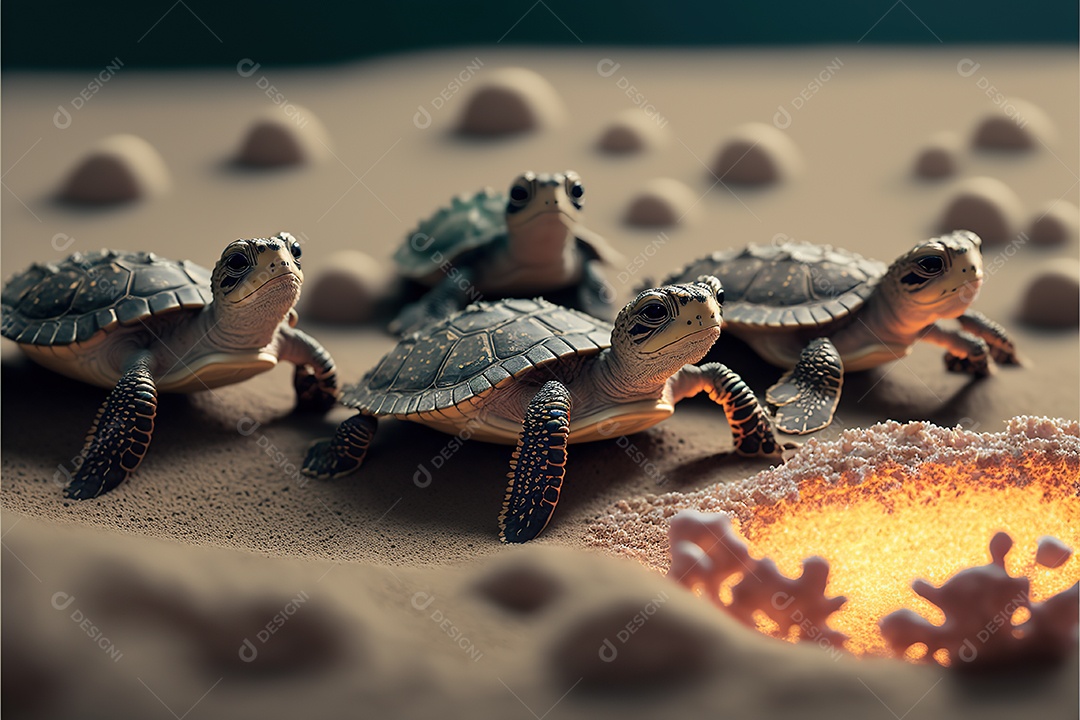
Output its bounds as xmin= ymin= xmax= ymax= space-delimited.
xmin=389 ymin=170 xmax=621 ymax=335
xmin=1 ymin=233 xmax=339 ymax=499
xmin=303 ymin=276 xmax=789 ymax=543
xmin=662 ymin=231 xmax=1020 ymax=434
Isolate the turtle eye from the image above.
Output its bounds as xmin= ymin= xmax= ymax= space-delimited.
xmin=715 ymin=286 xmax=725 ymax=306
xmin=289 ymin=240 xmax=302 ymax=259
xmin=509 ymin=184 xmax=531 ymax=205
xmin=567 ymin=180 xmax=584 ymax=200
xmin=225 ymin=252 xmax=250 ymax=273
xmin=639 ymin=302 xmax=668 ymax=322
xmin=917 ymin=255 xmax=945 ymax=274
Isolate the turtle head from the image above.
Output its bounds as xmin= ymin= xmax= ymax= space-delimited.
xmin=884 ymin=231 xmax=985 ymax=320
xmin=211 ymin=232 xmax=303 ymax=318
xmin=504 ymin=171 xmax=584 ymax=263
xmin=609 ymin=276 xmax=724 ymax=387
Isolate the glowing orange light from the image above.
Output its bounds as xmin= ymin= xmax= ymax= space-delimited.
xmin=728 ymin=453 xmax=1080 ymax=657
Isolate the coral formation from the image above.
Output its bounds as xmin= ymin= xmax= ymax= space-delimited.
xmin=590 ymin=417 xmax=1079 ymax=662
xmin=668 ymin=510 xmax=847 ymax=649
xmin=880 ymin=532 xmax=1078 ymax=667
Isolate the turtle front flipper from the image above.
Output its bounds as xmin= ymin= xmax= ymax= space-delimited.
xmin=922 ymin=325 xmax=991 ymax=377
xmin=65 ymin=352 xmax=157 ymax=500
xmin=280 ymin=327 xmax=339 ymax=413
xmin=302 ymin=414 xmax=377 ymax=479
xmin=958 ymin=311 xmax=1022 ymax=366
xmin=498 ymin=380 xmax=571 ymax=543
xmin=671 ymin=363 xmax=791 ymax=458
xmin=765 ymin=338 xmax=844 ymax=434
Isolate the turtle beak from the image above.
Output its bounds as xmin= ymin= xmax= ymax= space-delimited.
xmin=230 ymin=243 xmax=303 ymax=303
xmin=643 ymin=294 xmax=723 ymax=354
xmin=508 ymin=183 xmax=579 ymax=228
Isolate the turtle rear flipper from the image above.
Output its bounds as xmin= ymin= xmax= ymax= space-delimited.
xmin=65 ymin=353 xmax=157 ymax=500
xmin=499 ymin=381 xmax=571 ymax=544
xmin=302 ymin=414 xmax=378 ymax=479
xmin=766 ymin=338 xmax=843 ymax=435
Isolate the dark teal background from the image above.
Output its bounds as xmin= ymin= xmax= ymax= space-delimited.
xmin=3 ymin=0 xmax=1077 ymax=69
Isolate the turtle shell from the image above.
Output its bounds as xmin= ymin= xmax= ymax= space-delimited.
xmin=343 ymin=298 xmax=611 ymax=416
xmin=1 ymin=249 xmax=212 ymax=346
xmin=393 ymin=188 xmax=507 ymax=277
xmin=665 ymin=243 xmax=887 ymax=328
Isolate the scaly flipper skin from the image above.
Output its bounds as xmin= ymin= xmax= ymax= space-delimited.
xmin=922 ymin=325 xmax=991 ymax=377
xmin=959 ymin=310 xmax=1022 ymax=366
xmin=302 ymin=414 xmax=378 ymax=479
xmin=766 ymin=338 xmax=844 ymax=435
xmin=64 ymin=352 xmax=157 ymax=500
xmin=499 ymin=381 xmax=572 ymax=543
xmin=671 ymin=363 xmax=789 ymax=457
xmin=281 ymin=327 xmax=340 ymax=413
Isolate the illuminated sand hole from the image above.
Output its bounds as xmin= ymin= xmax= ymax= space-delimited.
xmin=731 ymin=456 xmax=1079 ymax=657
xmin=645 ymin=419 xmax=1080 ymax=666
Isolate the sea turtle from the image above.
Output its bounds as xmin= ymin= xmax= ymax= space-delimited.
xmin=1 ymin=233 xmax=339 ymax=499
xmin=303 ymin=276 xmax=790 ymax=543
xmin=388 ymin=170 xmax=621 ymax=334
xmin=661 ymin=231 xmax=1021 ymax=434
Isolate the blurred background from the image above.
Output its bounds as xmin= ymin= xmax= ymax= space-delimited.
xmin=4 ymin=0 xmax=1078 ymax=69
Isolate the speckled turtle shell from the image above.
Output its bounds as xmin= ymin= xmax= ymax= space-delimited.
xmin=393 ymin=189 xmax=507 ymax=277
xmin=666 ymin=243 xmax=887 ymax=328
xmin=343 ymin=297 xmax=610 ymax=418
xmin=1 ymin=249 xmax=212 ymax=346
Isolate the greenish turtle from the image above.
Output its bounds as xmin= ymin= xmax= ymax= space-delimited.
xmin=661 ymin=231 xmax=1021 ymax=434
xmin=303 ymin=276 xmax=790 ymax=543
xmin=389 ymin=170 xmax=621 ymax=335
xmin=1 ymin=233 xmax=339 ymax=499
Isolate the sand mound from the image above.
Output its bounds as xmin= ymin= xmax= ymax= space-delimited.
xmin=937 ymin=176 xmax=1025 ymax=246
xmin=236 ymin=106 xmax=331 ymax=167
xmin=456 ymin=68 xmax=564 ymax=137
xmin=59 ymin=134 xmax=170 ymax=204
